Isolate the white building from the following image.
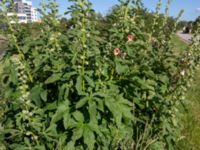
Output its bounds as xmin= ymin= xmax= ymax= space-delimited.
xmin=7 ymin=12 xmax=27 ymax=23
xmin=11 ymin=0 xmax=38 ymax=23
xmin=31 ymin=7 xmax=38 ymax=22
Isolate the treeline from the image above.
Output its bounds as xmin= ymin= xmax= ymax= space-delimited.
xmin=178 ymin=16 xmax=200 ymax=33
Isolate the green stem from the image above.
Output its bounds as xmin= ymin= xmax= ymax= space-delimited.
xmin=2 ymin=4 xmax=33 ymax=82
xmin=81 ymin=3 xmax=87 ymax=92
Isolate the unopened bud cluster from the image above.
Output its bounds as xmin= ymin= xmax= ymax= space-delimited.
xmin=12 ymin=57 xmax=30 ymax=105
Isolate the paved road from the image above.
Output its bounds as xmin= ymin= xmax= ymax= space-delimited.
xmin=177 ymin=31 xmax=192 ymax=43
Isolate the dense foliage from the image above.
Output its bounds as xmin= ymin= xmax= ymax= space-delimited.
xmin=0 ymin=0 xmax=200 ymax=149
xmin=193 ymin=16 xmax=200 ymax=33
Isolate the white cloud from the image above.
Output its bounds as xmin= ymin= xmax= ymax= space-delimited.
xmin=196 ymin=8 xmax=200 ymax=12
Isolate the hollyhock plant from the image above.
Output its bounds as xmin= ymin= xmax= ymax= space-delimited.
xmin=0 ymin=0 xmax=199 ymax=149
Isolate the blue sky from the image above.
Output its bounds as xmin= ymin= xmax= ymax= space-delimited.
xmin=33 ymin=0 xmax=200 ymax=21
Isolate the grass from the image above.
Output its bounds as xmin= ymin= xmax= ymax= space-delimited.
xmin=171 ymin=34 xmax=189 ymax=54
xmin=171 ymin=35 xmax=200 ymax=150
xmin=177 ymin=69 xmax=200 ymax=150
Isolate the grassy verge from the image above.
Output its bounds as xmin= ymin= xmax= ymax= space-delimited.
xmin=171 ymin=35 xmax=189 ymax=54
xmin=171 ymin=35 xmax=200 ymax=149
xmin=177 ymin=69 xmax=200 ymax=150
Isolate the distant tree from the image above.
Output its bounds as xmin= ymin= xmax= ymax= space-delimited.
xmin=193 ymin=16 xmax=200 ymax=32
xmin=177 ymin=20 xmax=189 ymax=30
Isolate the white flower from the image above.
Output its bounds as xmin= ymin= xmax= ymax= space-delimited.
xmin=180 ymin=70 xmax=185 ymax=76
xmin=22 ymin=110 xmax=28 ymax=114
xmin=19 ymin=86 xmax=24 ymax=90
xmin=29 ymin=112 xmax=33 ymax=116
xmin=26 ymin=131 xmax=32 ymax=136
xmin=19 ymin=97 xmax=25 ymax=102
xmin=26 ymin=100 xmax=31 ymax=105
xmin=34 ymin=135 xmax=38 ymax=140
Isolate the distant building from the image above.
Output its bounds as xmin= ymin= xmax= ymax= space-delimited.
xmin=8 ymin=0 xmax=38 ymax=23
xmin=7 ymin=12 xmax=27 ymax=23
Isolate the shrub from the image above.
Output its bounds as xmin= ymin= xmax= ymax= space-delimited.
xmin=0 ymin=0 xmax=199 ymax=149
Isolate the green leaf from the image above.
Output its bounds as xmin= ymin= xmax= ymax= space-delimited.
xmin=83 ymin=127 xmax=95 ymax=150
xmin=10 ymin=144 xmax=28 ymax=150
xmin=64 ymin=141 xmax=75 ymax=150
xmin=76 ymin=97 xmax=88 ymax=109
xmin=116 ymin=63 xmax=129 ymax=74
xmin=45 ymin=73 xmax=62 ymax=84
xmin=29 ymin=84 xmax=43 ymax=106
xmin=62 ymin=71 xmax=77 ymax=80
xmin=63 ymin=112 xmax=76 ymax=129
xmin=40 ymin=90 xmax=47 ymax=102
xmin=75 ymin=75 xmax=83 ymax=95
xmin=88 ymin=100 xmax=97 ymax=123
xmin=44 ymin=101 xmax=57 ymax=111
xmin=45 ymin=123 xmax=58 ymax=137
xmin=51 ymin=100 xmax=69 ymax=124
xmin=34 ymin=145 xmax=46 ymax=150
xmin=105 ymin=97 xmax=122 ymax=127
xmin=72 ymin=127 xmax=84 ymax=141
xmin=72 ymin=111 xmax=84 ymax=122
xmin=84 ymin=75 xmax=95 ymax=87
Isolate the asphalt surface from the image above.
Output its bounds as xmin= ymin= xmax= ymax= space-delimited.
xmin=177 ymin=31 xmax=192 ymax=43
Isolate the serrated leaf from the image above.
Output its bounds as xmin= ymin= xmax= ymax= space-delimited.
xmin=64 ymin=141 xmax=75 ymax=150
xmin=72 ymin=127 xmax=84 ymax=141
xmin=88 ymin=100 xmax=97 ymax=123
xmin=46 ymin=123 xmax=57 ymax=136
xmin=51 ymin=100 xmax=69 ymax=124
xmin=83 ymin=127 xmax=95 ymax=150
xmin=63 ymin=112 xmax=76 ymax=129
xmin=75 ymin=75 xmax=83 ymax=95
xmin=116 ymin=63 xmax=129 ymax=74
xmin=105 ymin=98 xmax=122 ymax=127
xmin=76 ymin=97 xmax=88 ymax=109
xmin=29 ymin=84 xmax=43 ymax=106
xmin=45 ymin=73 xmax=62 ymax=84
xmin=44 ymin=101 xmax=57 ymax=111
xmin=84 ymin=75 xmax=95 ymax=87
xmin=62 ymin=71 xmax=77 ymax=79
xmin=72 ymin=111 xmax=84 ymax=122
xmin=40 ymin=90 xmax=47 ymax=102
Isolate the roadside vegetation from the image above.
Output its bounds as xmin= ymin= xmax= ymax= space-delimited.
xmin=0 ymin=0 xmax=199 ymax=149
xmin=0 ymin=38 xmax=7 ymax=55
xmin=177 ymin=68 xmax=200 ymax=150
xmin=170 ymin=36 xmax=200 ymax=150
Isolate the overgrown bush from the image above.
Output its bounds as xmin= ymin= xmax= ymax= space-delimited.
xmin=0 ymin=0 xmax=199 ymax=149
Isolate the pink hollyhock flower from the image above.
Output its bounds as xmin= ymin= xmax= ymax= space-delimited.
xmin=127 ymin=35 xmax=134 ymax=42
xmin=114 ymin=48 xmax=120 ymax=56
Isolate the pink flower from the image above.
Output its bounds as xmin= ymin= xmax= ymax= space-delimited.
xmin=127 ymin=35 xmax=134 ymax=42
xmin=114 ymin=48 xmax=120 ymax=56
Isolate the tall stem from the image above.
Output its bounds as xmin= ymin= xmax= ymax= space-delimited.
xmin=1 ymin=2 xmax=33 ymax=82
xmin=81 ymin=2 xmax=87 ymax=92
